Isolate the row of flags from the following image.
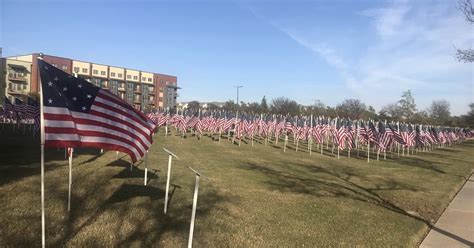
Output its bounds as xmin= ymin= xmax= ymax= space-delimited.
xmin=1 ymin=59 xmax=472 ymax=162
xmin=2 ymin=96 xmax=40 ymax=130
xmin=146 ymin=111 xmax=473 ymax=152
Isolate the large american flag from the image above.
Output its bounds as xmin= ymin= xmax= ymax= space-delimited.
xmin=38 ymin=59 xmax=154 ymax=162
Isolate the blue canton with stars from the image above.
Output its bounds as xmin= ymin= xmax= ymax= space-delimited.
xmin=38 ymin=59 xmax=100 ymax=113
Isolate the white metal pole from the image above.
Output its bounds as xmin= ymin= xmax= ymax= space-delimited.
xmin=68 ymin=148 xmax=73 ymax=212
xmin=39 ymin=57 xmax=46 ymax=248
xmin=144 ymin=150 xmax=148 ymax=186
xmin=188 ymin=173 xmax=200 ymax=248
xmin=164 ymin=154 xmax=172 ymax=214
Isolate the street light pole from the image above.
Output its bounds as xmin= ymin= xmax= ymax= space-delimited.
xmin=234 ymin=85 xmax=243 ymax=105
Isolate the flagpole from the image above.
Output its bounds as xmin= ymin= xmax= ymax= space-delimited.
xmin=38 ymin=55 xmax=46 ymax=248
xmin=144 ymin=150 xmax=148 ymax=186
xmin=163 ymin=148 xmax=178 ymax=214
xmin=68 ymin=148 xmax=73 ymax=212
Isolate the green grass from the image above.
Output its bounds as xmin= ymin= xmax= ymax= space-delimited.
xmin=1 ymin=124 xmax=473 ymax=247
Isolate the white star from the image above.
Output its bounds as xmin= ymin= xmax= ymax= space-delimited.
xmin=72 ymin=97 xmax=77 ymax=101
xmin=63 ymin=87 xmax=68 ymax=91
xmin=54 ymin=77 xmax=59 ymax=81
xmin=48 ymin=98 xmax=53 ymax=104
xmin=82 ymin=106 xmax=87 ymax=111
xmin=47 ymin=81 xmax=53 ymax=86
xmin=86 ymin=94 xmax=92 ymax=99
xmin=58 ymin=93 xmax=62 ymax=96
xmin=78 ymin=84 xmax=82 ymax=88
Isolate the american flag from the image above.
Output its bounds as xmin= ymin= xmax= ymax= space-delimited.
xmin=38 ymin=59 xmax=154 ymax=162
xmin=14 ymin=97 xmax=26 ymax=120
xmin=3 ymin=97 xmax=15 ymax=118
xmin=27 ymin=97 xmax=40 ymax=131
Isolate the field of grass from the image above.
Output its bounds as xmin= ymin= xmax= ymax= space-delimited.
xmin=1 ymin=124 xmax=473 ymax=247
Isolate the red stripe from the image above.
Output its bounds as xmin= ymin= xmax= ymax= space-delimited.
xmin=45 ymin=140 xmax=138 ymax=162
xmin=44 ymin=127 xmax=145 ymax=158
xmin=44 ymin=116 xmax=149 ymax=153
xmin=88 ymin=110 xmax=152 ymax=143
xmin=97 ymin=91 xmax=150 ymax=125
xmin=93 ymin=101 xmax=149 ymax=132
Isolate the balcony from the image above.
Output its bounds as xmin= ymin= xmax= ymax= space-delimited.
xmin=148 ymin=91 xmax=155 ymax=95
xmin=118 ymin=87 xmax=126 ymax=92
xmin=8 ymin=74 xmax=28 ymax=82
xmin=134 ymin=88 xmax=141 ymax=93
xmin=8 ymin=88 xmax=28 ymax=95
xmin=134 ymin=98 xmax=141 ymax=103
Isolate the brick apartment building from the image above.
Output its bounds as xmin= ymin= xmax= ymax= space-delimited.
xmin=0 ymin=52 xmax=179 ymax=111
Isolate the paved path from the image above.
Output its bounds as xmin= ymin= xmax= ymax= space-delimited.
xmin=420 ymin=175 xmax=474 ymax=248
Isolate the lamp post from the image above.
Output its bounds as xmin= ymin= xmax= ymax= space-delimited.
xmin=233 ymin=85 xmax=243 ymax=107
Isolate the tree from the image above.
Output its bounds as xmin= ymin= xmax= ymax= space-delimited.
xmin=412 ymin=110 xmax=431 ymax=125
xmin=207 ymin=103 xmax=219 ymax=111
xmin=457 ymin=0 xmax=474 ymax=62
xmin=399 ymin=90 xmax=417 ymax=121
xmin=428 ymin=100 xmax=451 ymax=125
xmin=223 ymin=100 xmax=238 ymax=112
xmin=260 ymin=96 xmax=268 ymax=113
xmin=364 ymin=105 xmax=378 ymax=120
xmin=246 ymin=102 xmax=261 ymax=113
xmin=335 ymin=99 xmax=367 ymax=120
xmin=464 ymin=102 xmax=474 ymax=127
xmin=379 ymin=103 xmax=403 ymax=121
xmin=270 ymin=97 xmax=300 ymax=115
xmin=187 ymin=101 xmax=200 ymax=113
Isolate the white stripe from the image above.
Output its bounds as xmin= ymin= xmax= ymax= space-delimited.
xmin=91 ymin=103 xmax=151 ymax=136
xmin=44 ymin=106 xmax=72 ymax=115
xmin=75 ymin=123 xmax=147 ymax=154
xmin=70 ymin=111 xmax=152 ymax=147
xmin=44 ymin=120 xmax=76 ymax=128
xmin=80 ymin=136 xmax=141 ymax=159
xmin=45 ymin=133 xmax=80 ymax=141
xmin=95 ymin=93 xmax=150 ymax=130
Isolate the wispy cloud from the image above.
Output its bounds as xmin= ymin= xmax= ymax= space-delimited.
xmin=245 ymin=0 xmax=473 ymax=115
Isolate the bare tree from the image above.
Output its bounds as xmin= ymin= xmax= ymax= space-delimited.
xmin=399 ymin=90 xmax=417 ymax=121
xmin=187 ymin=101 xmax=200 ymax=113
xmin=428 ymin=100 xmax=451 ymax=125
xmin=335 ymin=99 xmax=367 ymax=119
xmin=379 ymin=103 xmax=403 ymax=121
xmin=270 ymin=97 xmax=300 ymax=115
xmin=457 ymin=0 xmax=474 ymax=62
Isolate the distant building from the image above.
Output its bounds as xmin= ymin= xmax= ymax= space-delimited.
xmin=177 ymin=101 xmax=226 ymax=111
xmin=0 ymin=53 xmax=179 ymax=111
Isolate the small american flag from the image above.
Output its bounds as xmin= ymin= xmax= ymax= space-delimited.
xmin=38 ymin=59 xmax=154 ymax=162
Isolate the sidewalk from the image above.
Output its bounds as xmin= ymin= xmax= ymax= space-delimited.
xmin=420 ymin=174 xmax=474 ymax=248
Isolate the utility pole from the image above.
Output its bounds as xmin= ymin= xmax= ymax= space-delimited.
xmin=234 ymin=85 xmax=243 ymax=105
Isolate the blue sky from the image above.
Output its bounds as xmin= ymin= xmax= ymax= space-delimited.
xmin=1 ymin=0 xmax=472 ymax=115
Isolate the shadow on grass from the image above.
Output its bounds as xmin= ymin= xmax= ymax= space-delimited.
xmin=49 ymin=184 xmax=228 ymax=247
xmin=240 ymin=161 xmax=473 ymax=247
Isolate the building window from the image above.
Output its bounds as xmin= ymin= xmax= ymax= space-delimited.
xmin=133 ymin=76 xmax=138 ymax=80
xmin=62 ymin=65 xmax=68 ymax=70
xmin=111 ymin=72 xmax=116 ymax=77
xmin=93 ymin=70 xmax=98 ymax=74
xmin=159 ymin=88 xmax=163 ymax=92
xmin=101 ymin=71 xmax=106 ymax=76
xmin=82 ymin=68 xmax=88 ymax=73
xmin=142 ymin=77 xmax=146 ymax=81
xmin=148 ymin=78 xmax=152 ymax=82
xmin=74 ymin=67 xmax=79 ymax=73
xmin=118 ymin=73 xmax=123 ymax=78
xmin=127 ymin=75 xmax=131 ymax=79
